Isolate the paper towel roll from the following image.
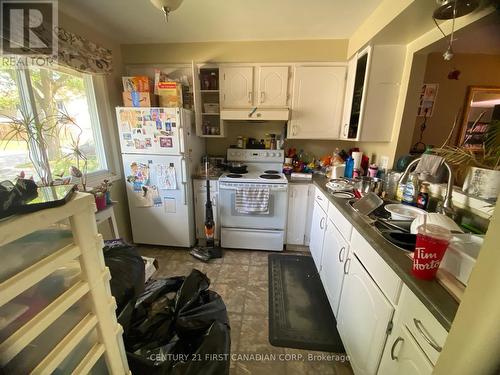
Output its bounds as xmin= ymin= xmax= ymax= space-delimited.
xmin=352 ymin=152 xmax=362 ymax=169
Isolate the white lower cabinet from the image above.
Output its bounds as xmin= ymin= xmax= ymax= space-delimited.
xmin=286 ymin=184 xmax=311 ymax=245
xmin=378 ymin=326 xmax=433 ymax=375
xmin=320 ymin=218 xmax=349 ymax=318
xmin=309 ymin=199 xmax=327 ymax=271
xmin=337 ymin=255 xmax=394 ymax=375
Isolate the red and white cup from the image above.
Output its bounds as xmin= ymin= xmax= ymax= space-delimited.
xmin=412 ymin=224 xmax=451 ymax=281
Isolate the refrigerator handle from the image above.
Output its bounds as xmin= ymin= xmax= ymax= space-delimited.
xmin=181 ymin=157 xmax=188 ymax=205
xmin=179 ymin=126 xmax=185 ymax=154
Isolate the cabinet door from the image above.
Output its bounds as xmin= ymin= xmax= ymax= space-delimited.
xmin=341 ymin=46 xmax=370 ymax=140
xmin=258 ymin=66 xmax=289 ymax=108
xmin=286 ymin=185 xmax=310 ymax=245
xmin=220 ymin=66 xmax=254 ymax=109
xmin=320 ymin=220 xmax=349 ymax=318
xmin=289 ymin=66 xmax=346 ymax=139
xmin=340 ymin=56 xmax=357 ymax=139
xmin=378 ymin=326 xmax=433 ymax=375
xmin=192 ymin=62 xmax=203 ymax=137
xmin=309 ymin=200 xmax=327 ymax=271
xmin=337 ymin=255 xmax=394 ymax=375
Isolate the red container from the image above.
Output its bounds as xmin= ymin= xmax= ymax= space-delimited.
xmin=95 ymin=194 xmax=107 ymax=211
xmin=412 ymin=224 xmax=451 ymax=280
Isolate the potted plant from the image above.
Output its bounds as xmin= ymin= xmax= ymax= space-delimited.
xmin=434 ymin=119 xmax=500 ymax=200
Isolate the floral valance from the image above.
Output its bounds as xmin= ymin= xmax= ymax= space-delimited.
xmin=56 ymin=27 xmax=113 ymax=75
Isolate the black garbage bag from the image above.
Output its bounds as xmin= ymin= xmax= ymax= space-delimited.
xmin=128 ymin=321 xmax=230 ymax=375
xmin=103 ymin=240 xmax=145 ymax=314
xmin=123 ymin=269 xmax=230 ymax=375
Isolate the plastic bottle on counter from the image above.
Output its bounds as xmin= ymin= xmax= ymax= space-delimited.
xmin=368 ymin=164 xmax=378 ymax=178
xmin=416 ymin=182 xmax=430 ymax=210
xmin=344 ymin=156 xmax=354 ymax=178
xmin=237 ymin=136 xmax=244 ymax=148
xmin=402 ymin=172 xmax=419 ymax=206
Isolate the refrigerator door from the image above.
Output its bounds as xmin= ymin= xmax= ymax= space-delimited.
xmin=116 ymin=107 xmax=184 ymax=155
xmin=122 ymin=153 xmax=195 ymax=247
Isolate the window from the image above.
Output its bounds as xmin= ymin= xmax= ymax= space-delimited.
xmin=0 ymin=64 xmax=107 ymax=183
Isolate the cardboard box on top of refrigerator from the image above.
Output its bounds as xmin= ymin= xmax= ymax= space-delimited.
xmin=157 ymin=81 xmax=183 ymax=108
xmin=122 ymin=76 xmax=153 ymax=92
xmin=122 ymin=91 xmax=158 ymax=107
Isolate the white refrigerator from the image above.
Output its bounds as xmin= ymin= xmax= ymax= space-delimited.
xmin=116 ymin=107 xmax=205 ymax=247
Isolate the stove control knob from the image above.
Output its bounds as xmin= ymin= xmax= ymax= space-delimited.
xmin=265 ymin=152 xmax=270 ymax=157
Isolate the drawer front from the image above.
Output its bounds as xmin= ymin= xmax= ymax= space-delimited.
xmin=327 ymin=202 xmax=353 ymax=242
xmin=313 ymin=187 xmax=329 ymax=212
xmin=351 ymin=229 xmax=402 ymax=305
xmin=397 ymin=286 xmax=448 ymax=365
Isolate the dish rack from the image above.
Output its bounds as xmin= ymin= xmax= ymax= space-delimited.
xmin=0 ymin=192 xmax=130 ymax=374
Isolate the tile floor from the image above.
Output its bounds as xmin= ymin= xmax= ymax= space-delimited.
xmin=138 ymin=246 xmax=354 ymax=375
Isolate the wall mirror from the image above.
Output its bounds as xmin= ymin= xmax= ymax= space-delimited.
xmin=458 ymin=86 xmax=500 ymax=150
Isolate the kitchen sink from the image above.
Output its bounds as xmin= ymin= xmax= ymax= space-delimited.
xmin=348 ymin=199 xmax=416 ymax=251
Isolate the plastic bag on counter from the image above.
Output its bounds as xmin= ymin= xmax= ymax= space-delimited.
xmin=103 ymin=239 xmax=145 ymax=314
xmin=122 ymin=269 xmax=230 ymax=375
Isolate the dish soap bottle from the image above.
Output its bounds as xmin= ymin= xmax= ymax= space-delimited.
xmin=416 ymin=182 xmax=430 ymax=210
xmin=402 ymin=172 xmax=419 ymax=206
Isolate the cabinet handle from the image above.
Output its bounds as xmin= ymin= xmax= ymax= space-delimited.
xmin=343 ymin=124 xmax=348 ymax=137
xmin=413 ymin=319 xmax=442 ymax=352
xmin=248 ymin=91 xmax=253 ymax=103
xmin=338 ymin=246 xmax=345 ymax=262
xmin=260 ymin=91 xmax=265 ymax=103
xmin=390 ymin=337 xmax=404 ymax=360
xmin=320 ymin=217 xmax=326 ymax=230
xmin=343 ymin=257 xmax=351 ymax=274
xmin=316 ymin=195 xmax=322 ymax=201
xmin=292 ymin=124 xmax=298 ymax=136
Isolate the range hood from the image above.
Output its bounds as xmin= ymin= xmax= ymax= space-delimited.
xmin=221 ymin=108 xmax=290 ymax=121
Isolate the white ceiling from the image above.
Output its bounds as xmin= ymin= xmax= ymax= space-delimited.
xmin=60 ymin=0 xmax=382 ymax=44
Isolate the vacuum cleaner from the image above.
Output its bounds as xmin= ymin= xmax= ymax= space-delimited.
xmin=190 ymin=157 xmax=223 ymax=262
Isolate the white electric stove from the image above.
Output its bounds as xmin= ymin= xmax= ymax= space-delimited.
xmin=219 ymin=149 xmax=288 ymax=251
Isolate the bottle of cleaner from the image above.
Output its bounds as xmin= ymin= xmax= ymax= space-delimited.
xmin=344 ymin=156 xmax=354 ymax=178
xmin=402 ymin=172 xmax=419 ymax=206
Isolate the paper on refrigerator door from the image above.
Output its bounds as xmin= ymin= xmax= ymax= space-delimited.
xmin=157 ymin=164 xmax=178 ymax=190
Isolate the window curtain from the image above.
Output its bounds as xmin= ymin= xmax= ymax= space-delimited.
xmin=56 ymin=26 xmax=113 ymax=75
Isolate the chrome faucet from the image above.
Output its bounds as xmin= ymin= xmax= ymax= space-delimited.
xmin=398 ymin=157 xmax=455 ymax=218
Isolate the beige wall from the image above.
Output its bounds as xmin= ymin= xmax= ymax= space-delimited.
xmin=410 ymin=53 xmax=500 ymax=149
xmin=121 ymin=40 xmax=348 ymax=65
xmin=59 ymin=11 xmax=132 ymax=241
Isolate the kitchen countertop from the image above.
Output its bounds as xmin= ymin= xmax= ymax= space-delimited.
xmin=309 ymin=174 xmax=459 ymax=331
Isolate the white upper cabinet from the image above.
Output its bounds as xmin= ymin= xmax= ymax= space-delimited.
xmin=257 ymin=66 xmax=289 ymax=108
xmin=220 ymin=65 xmax=290 ymax=110
xmin=289 ymin=65 xmax=346 ymax=139
xmin=220 ymin=66 xmax=255 ymax=108
xmin=337 ymin=255 xmax=394 ymax=375
xmin=340 ymin=45 xmax=406 ymax=142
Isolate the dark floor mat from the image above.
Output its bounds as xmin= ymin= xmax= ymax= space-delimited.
xmin=268 ymin=254 xmax=345 ymax=352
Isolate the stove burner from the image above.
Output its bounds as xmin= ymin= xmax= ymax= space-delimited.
xmin=260 ymin=174 xmax=281 ymax=180
xmin=227 ymin=174 xmax=243 ymax=178
xmin=264 ymin=170 xmax=280 ymax=174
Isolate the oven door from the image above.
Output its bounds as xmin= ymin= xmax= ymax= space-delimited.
xmin=219 ymin=182 xmax=288 ymax=230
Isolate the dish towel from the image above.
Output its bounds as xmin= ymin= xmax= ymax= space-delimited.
xmin=235 ymin=187 xmax=270 ymax=214
xmin=415 ymin=154 xmax=444 ymax=175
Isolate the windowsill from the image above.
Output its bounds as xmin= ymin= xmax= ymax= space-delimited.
xmin=81 ymin=170 xmax=122 ymax=189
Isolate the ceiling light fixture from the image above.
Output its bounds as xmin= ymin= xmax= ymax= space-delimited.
xmin=150 ymin=0 xmax=184 ymax=22
xmin=432 ymin=0 xmax=479 ymax=61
